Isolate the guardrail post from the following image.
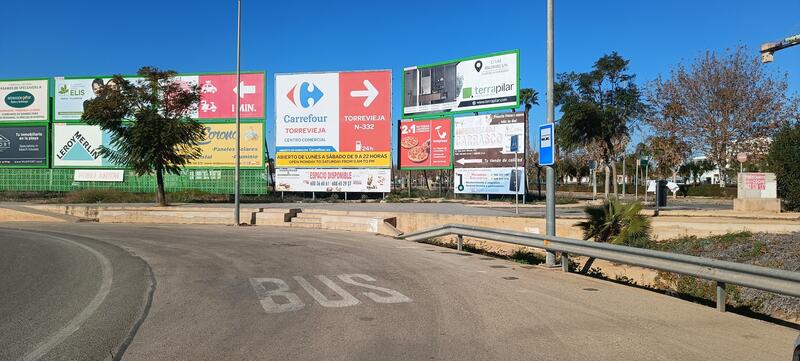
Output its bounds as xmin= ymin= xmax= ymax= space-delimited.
xmin=716 ymin=281 xmax=726 ymax=312
xmin=561 ymin=253 xmax=569 ymax=272
xmin=456 ymin=235 xmax=463 ymax=252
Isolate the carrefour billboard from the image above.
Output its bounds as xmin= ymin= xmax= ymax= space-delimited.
xmin=0 ymin=79 xmax=49 ymax=121
xmin=54 ymin=72 xmax=265 ymax=121
xmin=274 ymin=70 xmax=391 ymax=168
xmin=402 ymin=50 xmax=519 ymax=116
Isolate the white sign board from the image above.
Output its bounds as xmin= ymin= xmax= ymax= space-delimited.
xmin=0 ymin=79 xmax=49 ymax=121
xmin=74 ymin=169 xmax=124 ymax=182
xmin=275 ymin=168 xmax=390 ymax=193
xmin=52 ymin=123 xmax=122 ymax=168
xmin=403 ymin=51 xmax=519 ymax=115
xmin=738 ymin=172 xmax=777 ymax=199
xmin=453 ymin=112 xmax=524 ymax=168
xmin=454 ymin=167 xmax=524 ymax=195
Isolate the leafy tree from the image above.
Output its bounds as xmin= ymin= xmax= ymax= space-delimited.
xmin=555 ymin=52 xmax=644 ymax=198
xmin=767 ymin=125 xmax=800 ymax=210
xmin=575 ymin=200 xmax=651 ymax=272
xmin=647 ymin=135 xmax=691 ymax=183
xmin=519 ymin=88 xmax=540 ymax=193
xmin=646 ymin=47 xmax=799 ymax=187
xmin=82 ymin=67 xmax=205 ymax=206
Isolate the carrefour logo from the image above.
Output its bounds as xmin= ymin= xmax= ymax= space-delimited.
xmin=286 ymin=82 xmax=324 ymax=108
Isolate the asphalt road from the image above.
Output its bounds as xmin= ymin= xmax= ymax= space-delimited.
xmin=0 ymin=227 xmax=151 ymax=361
xmin=0 ymin=223 xmax=795 ymax=361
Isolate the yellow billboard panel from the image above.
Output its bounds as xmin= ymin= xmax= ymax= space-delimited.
xmin=276 ymin=151 xmax=391 ymax=168
xmin=186 ymin=123 xmax=264 ymax=168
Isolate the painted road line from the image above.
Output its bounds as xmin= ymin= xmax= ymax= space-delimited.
xmin=21 ymin=233 xmax=113 ymax=361
xmin=250 ymin=274 xmax=412 ymax=314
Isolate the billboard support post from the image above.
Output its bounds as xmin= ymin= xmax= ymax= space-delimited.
xmin=545 ymin=0 xmax=558 ymax=268
xmin=234 ymin=0 xmax=242 ymax=226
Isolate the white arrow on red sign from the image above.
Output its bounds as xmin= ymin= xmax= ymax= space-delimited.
xmin=233 ymin=81 xmax=256 ymax=98
xmin=456 ymin=158 xmax=483 ymax=165
xmin=350 ymin=79 xmax=379 ymax=107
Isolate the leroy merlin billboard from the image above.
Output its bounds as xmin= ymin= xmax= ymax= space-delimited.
xmin=54 ymin=72 xmax=265 ymax=121
xmin=402 ymin=50 xmax=519 ymax=116
xmin=52 ymin=123 xmax=123 ymax=168
xmin=0 ymin=79 xmax=49 ymax=121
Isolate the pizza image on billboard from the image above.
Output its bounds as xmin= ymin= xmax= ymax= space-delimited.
xmin=399 ymin=118 xmax=452 ymax=170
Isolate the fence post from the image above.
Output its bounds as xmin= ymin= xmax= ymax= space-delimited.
xmin=716 ymin=281 xmax=726 ymax=312
xmin=456 ymin=235 xmax=463 ymax=252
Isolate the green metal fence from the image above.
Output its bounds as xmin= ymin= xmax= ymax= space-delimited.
xmin=0 ymin=168 xmax=269 ymax=194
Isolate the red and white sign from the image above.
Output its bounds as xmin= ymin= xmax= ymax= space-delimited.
xmin=275 ymin=70 xmax=391 ymax=168
xmin=179 ymin=73 xmax=265 ymax=119
xmin=275 ymin=168 xmax=390 ymax=193
xmin=744 ymin=173 xmax=766 ymax=191
xmin=338 ymin=71 xmax=391 ymax=153
xmin=399 ymin=118 xmax=452 ymax=170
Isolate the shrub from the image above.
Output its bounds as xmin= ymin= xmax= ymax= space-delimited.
xmin=767 ymin=125 xmax=800 ymax=211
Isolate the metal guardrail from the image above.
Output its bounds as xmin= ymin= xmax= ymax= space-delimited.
xmin=401 ymin=224 xmax=800 ymax=312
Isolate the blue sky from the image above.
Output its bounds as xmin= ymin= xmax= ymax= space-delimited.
xmin=1 ymin=0 xmax=798 ymax=156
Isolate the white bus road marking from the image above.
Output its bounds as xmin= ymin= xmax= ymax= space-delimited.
xmin=249 ymin=274 xmax=412 ymax=314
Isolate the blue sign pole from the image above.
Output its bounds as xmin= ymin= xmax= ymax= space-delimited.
xmin=538 ymin=124 xmax=555 ymax=166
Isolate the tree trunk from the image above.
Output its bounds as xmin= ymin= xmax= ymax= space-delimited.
xmin=611 ymin=160 xmax=618 ymax=199
xmin=524 ymin=110 xmax=531 ymax=196
xmin=672 ymin=169 xmax=678 ymax=199
xmin=422 ymin=170 xmax=431 ymax=191
xmin=155 ymin=167 xmax=166 ymax=206
xmin=536 ymin=166 xmax=542 ymax=198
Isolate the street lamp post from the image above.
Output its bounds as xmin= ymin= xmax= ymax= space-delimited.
xmin=234 ymin=0 xmax=242 ymax=226
xmin=545 ymin=0 xmax=560 ymax=269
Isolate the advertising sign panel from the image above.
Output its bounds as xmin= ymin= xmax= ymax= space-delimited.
xmin=52 ymin=123 xmax=122 ymax=168
xmin=74 ymin=169 xmax=124 ymax=182
xmin=54 ymin=72 xmax=265 ymax=121
xmin=274 ymin=70 xmax=391 ymax=168
xmin=275 ymin=168 xmax=390 ymax=193
xmin=0 ymin=125 xmax=47 ymax=166
xmin=186 ymin=122 xmax=265 ymax=168
xmin=454 ymin=167 xmax=525 ymax=195
xmin=403 ymin=50 xmax=519 ymax=116
xmin=399 ymin=118 xmax=452 ymax=170
xmin=453 ymin=112 xmax=525 ymax=168
xmin=0 ymin=79 xmax=49 ymax=121
xmin=539 ymin=123 xmax=555 ymax=166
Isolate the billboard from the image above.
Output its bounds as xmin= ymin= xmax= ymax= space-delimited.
xmin=454 ymin=168 xmax=525 ymax=195
xmin=403 ymin=50 xmax=519 ymax=116
xmin=274 ymin=70 xmax=391 ymax=168
xmin=0 ymin=79 xmax=49 ymax=121
xmin=52 ymin=123 xmax=122 ymax=168
xmin=0 ymin=125 xmax=47 ymax=166
xmin=275 ymin=168 xmax=390 ymax=193
xmin=453 ymin=112 xmax=525 ymax=168
xmin=399 ymin=118 xmax=452 ymax=170
xmin=186 ymin=122 xmax=265 ymax=168
xmin=54 ymin=72 xmax=265 ymax=121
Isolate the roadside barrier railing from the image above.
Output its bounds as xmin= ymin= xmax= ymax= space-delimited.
xmin=400 ymin=224 xmax=800 ymax=312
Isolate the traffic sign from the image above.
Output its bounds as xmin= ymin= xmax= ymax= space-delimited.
xmin=538 ymin=123 xmax=555 ymax=166
xmin=737 ymin=152 xmax=748 ymax=163
xmin=510 ymin=134 xmax=519 ymax=153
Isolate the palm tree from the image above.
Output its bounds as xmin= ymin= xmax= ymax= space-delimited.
xmin=519 ymin=88 xmax=539 ymax=195
xmin=574 ymin=199 xmax=651 ymax=272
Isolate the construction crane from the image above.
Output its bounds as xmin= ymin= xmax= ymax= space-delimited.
xmin=760 ymin=33 xmax=800 ymax=63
